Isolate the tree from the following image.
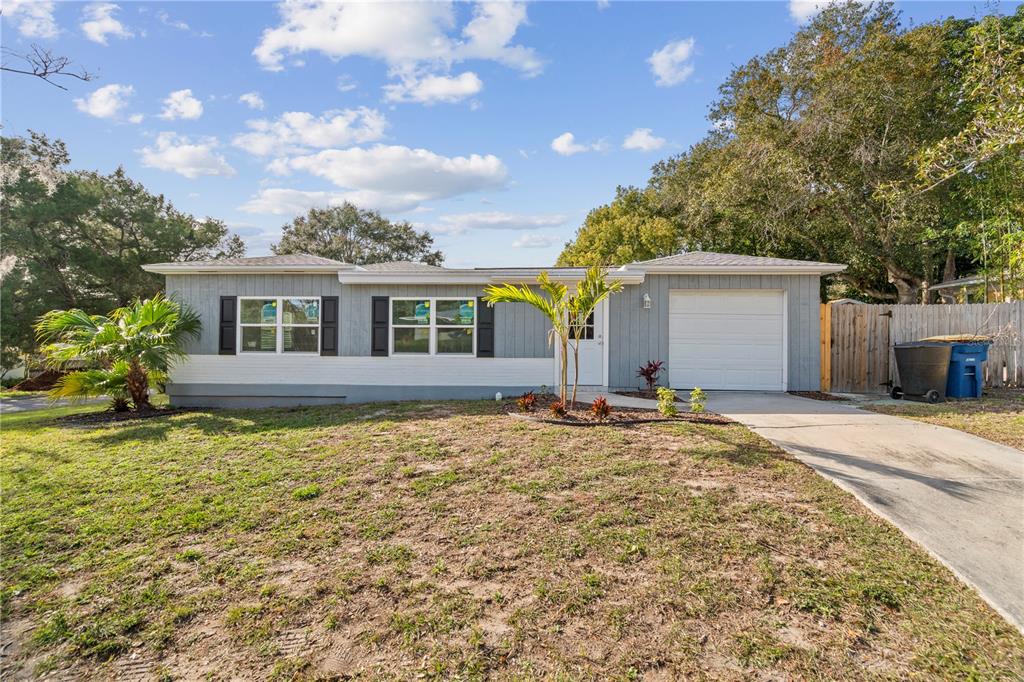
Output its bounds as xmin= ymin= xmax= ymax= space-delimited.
xmin=557 ymin=187 xmax=677 ymax=266
xmin=566 ymin=267 xmax=623 ymax=406
xmin=35 ymin=295 xmax=200 ymax=411
xmin=273 ymin=203 xmax=443 ymax=265
xmin=1 ymin=132 xmax=245 ymax=362
xmin=1 ymin=44 xmax=94 ymax=90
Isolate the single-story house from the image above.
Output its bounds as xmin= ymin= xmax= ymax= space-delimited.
xmin=142 ymin=251 xmax=846 ymax=407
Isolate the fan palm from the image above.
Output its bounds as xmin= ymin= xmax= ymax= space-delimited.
xmin=567 ymin=266 xmax=624 ymax=407
xmin=34 ymin=294 xmax=200 ymax=410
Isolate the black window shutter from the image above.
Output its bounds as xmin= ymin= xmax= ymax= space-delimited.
xmin=218 ymin=296 xmax=237 ymax=355
xmin=477 ymin=297 xmax=495 ymax=358
xmin=321 ymin=296 xmax=339 ymax=356
xmin=371 ymin=296 xmax=389 ymax=356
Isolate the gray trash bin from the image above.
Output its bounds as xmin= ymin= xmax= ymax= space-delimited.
xmin=891 ymin=342 xmax=951 ymax=403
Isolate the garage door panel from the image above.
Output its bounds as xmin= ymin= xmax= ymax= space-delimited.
xmin=668 ymin=290 xmax=785 ymax=391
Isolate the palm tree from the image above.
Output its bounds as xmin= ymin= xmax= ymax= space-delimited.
xmin=567 ymin=266 xmax=624 ymax=407
xmin=483 ymin=272 xmax=571 ymax=403
xmin=34 ymin=294 xmax=200 ymax=410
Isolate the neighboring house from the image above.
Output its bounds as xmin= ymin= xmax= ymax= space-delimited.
xmin=142 ymin=252 xmax=845 ymax=407
xmin=929 ymin=273 xmax=1021 ymax=303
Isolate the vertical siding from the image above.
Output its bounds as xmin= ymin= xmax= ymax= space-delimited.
xmin=166 ymin=275 xmax=551 ymax=358
xmin=607 ymin=274 xmax=822 ymax=391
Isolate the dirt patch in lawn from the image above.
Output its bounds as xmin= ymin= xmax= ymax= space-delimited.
xmin=2 ymin=399 xmax=1021 ymax=679
xmin=54 ymin=407 xmax=192 ymax=427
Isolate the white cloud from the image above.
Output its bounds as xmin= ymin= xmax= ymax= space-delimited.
xmin=265 ymin=144 xmax=507 ymax=213
xmin=648 ymin=37 xmax=696 ymax=87
xmin=239 ymin=188 xmax=352 ymax=215
xmin=156 ymin=9 xmax=189 ymax=31
xmin=622 ymin=127 xmax=666 ymax=152
xmin=512 ymin=233 xmax=560 ymax=249
xmin=252 ymin=1 xmax=541 ymax=106
xmin=336 ymin=75 xmax=358 ymax=92
xmin=81 ymin=3 xmax=133 ymax=45
xmin=139 ymin=133 xmax=236 ymax=179
xmin=232 ymin=108 xmax=388 ymax=156
xmin=428 ymin=211 xmax=567 ymax=235
xmin=128 ymin=113 xmax=144 ymax=124
xmin=159 ymin=89 xmax=204 ymax=120
xmin=73 ymin=83 xmax=135 ymax=119
xmin=3 ymin=0 xmax=59 ymax=38
xmin=238 ymin=92 xmax=266 ymax=110
xmin=789 ymin=0 xmax=845 ymax=22
xmin=383 ymin=72 xmax=483 ymax=105
xmin=551 ymin=132 xmax=605 ymax=156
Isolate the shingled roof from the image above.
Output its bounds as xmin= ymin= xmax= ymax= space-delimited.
xmin=629 ymin=251 xmax=843 ymax=270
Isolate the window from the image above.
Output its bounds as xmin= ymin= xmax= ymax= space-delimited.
xmin=391 ymin=298 xmax=475 ymax=355
xmin=239 ymin=297 xmax=320 ymax=353
xmin=569 ymin=310 xmax=595 ymax=340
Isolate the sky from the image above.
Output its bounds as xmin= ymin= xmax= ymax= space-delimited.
xmin=2 ymin=0 xmax=1013 ymax=268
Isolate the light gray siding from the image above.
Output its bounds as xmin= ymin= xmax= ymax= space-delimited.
xmin=166 ymin=274 xmax=552 ymax=359
xmin=607 ymin=274 xmax=822 ymax=391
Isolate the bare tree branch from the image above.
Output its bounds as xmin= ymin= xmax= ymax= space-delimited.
xmin=1 ymin=45 xmax=95 ymax=91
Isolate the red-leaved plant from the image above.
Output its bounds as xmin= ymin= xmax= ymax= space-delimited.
xmin=591 ymin=395 xmax=611 ymax=421
xmin=517 ymin=391 xmax=537 ymax=412
xmin=549 ymin=400 xmax=567 ymax=418
xmin=637 ymin=360 xmax=664 ymax=393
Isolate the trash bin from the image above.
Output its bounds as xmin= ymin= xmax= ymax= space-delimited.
xmin=891 ymin=342 xmax=952 ymax=403
xmin=946 ymin=342 xmax=990 ymax=399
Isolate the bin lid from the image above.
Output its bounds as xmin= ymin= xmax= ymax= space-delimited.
xmin=920 ymin=334 xmax=992 ymax=343
xmin=894 ymin=341 xmax=953 ymax=348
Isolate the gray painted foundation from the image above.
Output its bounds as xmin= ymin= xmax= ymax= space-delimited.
xmin=167 ymin=383 xmax=540 ymax=407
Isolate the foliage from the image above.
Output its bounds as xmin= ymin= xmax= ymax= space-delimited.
xmin=590 ymin=395 xmax=611 ymax=421
xmin=34 ymin=295 xmax=200 ymax=410
xmin=558 ymin=4 xmax=1024 ymax=303
xmin=689 ymin=387 xmax=707 ymax=414
xmin=549 ymin=400 xmax=567 ymax=418
xmin=567 ymin=266 xmax=624 ymax=406
xmin=517 ymin=391 xmax=537 ymax=413
xmin=1 ymin=132 xmax=244 ymax=360
xmin=273 ymin=203 xmax=443 ymax=265
xmin=557 ymin=187 xmax=678 ymax=266
xmin=637 ymin=360 xmax=664 ymax=393
xmin=656 ymin=387 xmax=678 ymax=417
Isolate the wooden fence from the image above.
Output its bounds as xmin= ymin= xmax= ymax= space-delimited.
xmin=822 ymin=301 xmax=1023 ymax=393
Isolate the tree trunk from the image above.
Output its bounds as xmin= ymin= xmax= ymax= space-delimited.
xmin=938 ymin=248 xmax=957 ymax=304
xmin=126 ymin=359 xmax=151 ymax=410
xmin=570 ymin=338 xmax=580 ymax=409
xmin=559 ymin=336 xmax=568 ymax=404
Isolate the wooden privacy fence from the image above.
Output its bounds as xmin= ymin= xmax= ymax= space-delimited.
xmin=822 ymin=301 xmax=1023 ymax=393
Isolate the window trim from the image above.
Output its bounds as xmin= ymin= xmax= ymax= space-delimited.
xmin=389 ymin=297 xmax=477 ymax=357
xmin=237 ymin=296 xmax=322 ymax=355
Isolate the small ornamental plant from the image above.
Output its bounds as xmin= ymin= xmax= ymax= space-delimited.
xmin=637 ymin=360 xmax=664 ymax=393
xmin=517 ymin=391 xmax=537 ymax=412
xmin=549 ymin=400 xmax=567 ymax=418
xmin=590 ymin=395 xmax=611 ymax=421
xmin=689 ymin=387 xmax=707 ymax=414
xmin=656 ymin=387 xmax=678 ymax=417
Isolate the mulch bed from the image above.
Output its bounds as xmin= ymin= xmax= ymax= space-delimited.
xmin=12 ymin=370 xmax=64 ymax=392
xmin=55 ymin=407 xmax=189 ymax=427
xmin=612 ymin=389 xmax=683 ymax=402
xmin=505 ymin=394 xmax=733 ymax=427
xmin=788 ymin=391 xmax=850 ymax=402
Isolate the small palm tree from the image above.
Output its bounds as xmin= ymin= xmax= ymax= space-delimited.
xmin=567 ymin=266 xmax=623 ymax=407
xmin=484 ymin=272 xmax=571 ymax=403
xmin=35 ymin=294 xmax=200 ymax=411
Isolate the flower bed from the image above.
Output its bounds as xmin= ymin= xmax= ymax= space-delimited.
xmin=506 ymin=393 xmax=733 ymax=426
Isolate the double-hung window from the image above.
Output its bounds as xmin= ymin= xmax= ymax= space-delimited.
xmin=391 ymin=298 xmax=475 ymax=355
xmin=239 ymin=297 xmax=320 ymax=353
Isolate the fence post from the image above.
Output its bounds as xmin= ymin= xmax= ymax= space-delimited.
xmin=820 ymin=303 xmax=832 ymax=392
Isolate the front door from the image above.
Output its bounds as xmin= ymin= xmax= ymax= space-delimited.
xmin=570 ymin=300 xmax=605 ymax=386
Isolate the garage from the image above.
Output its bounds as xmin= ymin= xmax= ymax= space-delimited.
xmin=668 ymin=290 xmax=786 ymax=391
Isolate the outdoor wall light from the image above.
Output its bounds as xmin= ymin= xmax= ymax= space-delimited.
xmin=642 ymin=293 xmax=652 ymax=309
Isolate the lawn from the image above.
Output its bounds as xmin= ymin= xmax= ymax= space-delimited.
xmin=864 ymin=388 xmax=1024 ymax=451
xmin=2 ymin=400 xmax=1022 ymax=680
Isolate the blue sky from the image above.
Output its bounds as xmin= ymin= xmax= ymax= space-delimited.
xmin=2 ymin=1 xmax=1011 ymax=267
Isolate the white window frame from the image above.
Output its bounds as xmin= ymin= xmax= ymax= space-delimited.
xmin=237 ymin=296 xmax=322 ymax=355
xmin=389 ymin=297 xmax=477 ymax=357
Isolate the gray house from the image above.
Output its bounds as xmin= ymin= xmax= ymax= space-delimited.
xmin=143 ymin=252 xmax=845 ymax=407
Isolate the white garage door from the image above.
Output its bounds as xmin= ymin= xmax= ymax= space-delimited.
xmin=668 ymin=290 xmax=785 ymax=391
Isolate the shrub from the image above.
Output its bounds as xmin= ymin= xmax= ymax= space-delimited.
xmin=549 ymin=400 xmax=567 ymax=418
xmin=517 ymin=391 xmax=537 ymax=412
xmin=689 ymin=387 xmax=707 ymax=414
xmin=636 ymin=360 xmax=664 ymax=393
xmin=656 ymin=387 xmax=678 ymax=416
xmin=591 ymin=395 xmax=611 ymax=420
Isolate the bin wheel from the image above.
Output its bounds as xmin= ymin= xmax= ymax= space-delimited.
xmin=925 ymin=390 xmax=940 ymax=404
xmin=890 ymin=387 xmax=903 ymax=400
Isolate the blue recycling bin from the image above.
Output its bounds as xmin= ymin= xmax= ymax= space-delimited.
xmin=946 ymin=342 xmax=990 ymax=399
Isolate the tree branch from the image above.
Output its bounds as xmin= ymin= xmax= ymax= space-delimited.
xmin=1 ymin=45 xmax=94 ymax=91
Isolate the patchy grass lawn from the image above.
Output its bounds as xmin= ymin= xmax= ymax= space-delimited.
xmin=2 ymin=400 xmax=1022 ymax=680
xmin=865 ymin=388 xmax=1024 ymax=451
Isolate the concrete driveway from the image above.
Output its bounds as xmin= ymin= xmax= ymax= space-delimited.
xmin=0 ymin=394 xmax=104 ymax=413
xmin=708 ymin=391 xmax=1024 ymax=632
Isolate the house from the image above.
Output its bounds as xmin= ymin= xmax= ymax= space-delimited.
xmin=142 ymin=252 xmax=846 ymax=407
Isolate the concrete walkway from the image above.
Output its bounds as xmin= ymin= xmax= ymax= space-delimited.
xmin=583 ymin=389 xmax=1024 ymax=631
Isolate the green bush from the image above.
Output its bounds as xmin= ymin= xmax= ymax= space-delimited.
xmin=689 ymin=387 xmax=707 ymax=414
xmin=656 ymin=387 xmax=677 ymax=416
